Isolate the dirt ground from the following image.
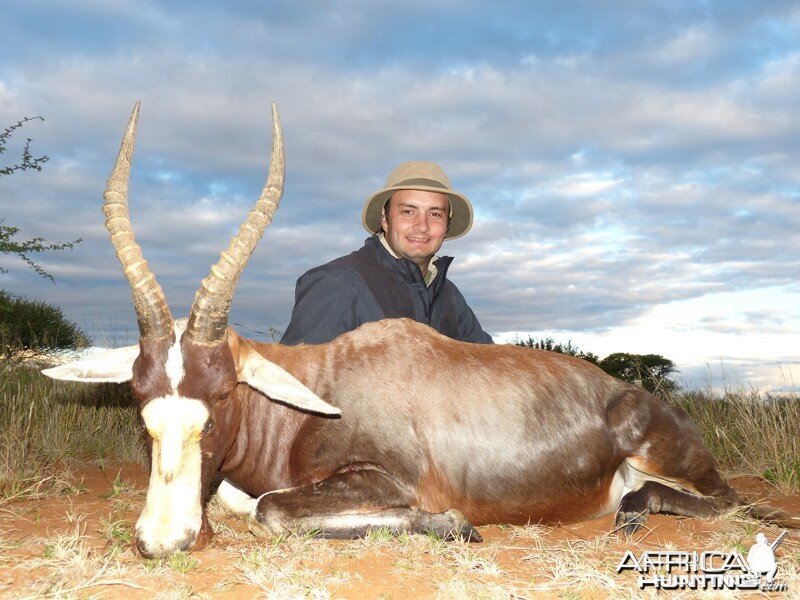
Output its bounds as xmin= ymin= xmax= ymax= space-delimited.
xmin=1 ymin=463 xmax=799 ymax=599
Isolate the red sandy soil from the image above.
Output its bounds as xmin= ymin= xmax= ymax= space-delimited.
xmin=1 ymin=463 xmax=798 ymax=599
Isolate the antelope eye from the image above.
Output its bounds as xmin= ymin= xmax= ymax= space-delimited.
xmin=202 ymin=419 xmax=215 ymax=435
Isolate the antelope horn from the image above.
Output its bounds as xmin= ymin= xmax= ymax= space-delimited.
xmin=103 ymin=102 xmax=174 ymax=341
xmin=185 ymin=103 xmax=284 ymax=345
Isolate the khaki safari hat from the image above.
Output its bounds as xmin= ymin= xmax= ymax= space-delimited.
xmin=362 ymin=161 xmax=474 ymax=240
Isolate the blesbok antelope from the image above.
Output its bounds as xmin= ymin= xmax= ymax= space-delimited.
xmin=44 ymin=103 xmax=797 ymax=559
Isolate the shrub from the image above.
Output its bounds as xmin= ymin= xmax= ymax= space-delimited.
xmin=0 ymin=290 xmax=90 ymax=356
xmin=513 ymin=337 xmax=679 ymax=396
xmin=513 ymin=336 xmax=600 ymax=364
xmin=598 ymin=352 xmax=678 ymax=395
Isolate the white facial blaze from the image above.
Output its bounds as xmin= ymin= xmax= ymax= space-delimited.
xmin=136 ymin=395 xmax=209 ymax=555
xmin=164 ymin=332 xmax=185 ymax=392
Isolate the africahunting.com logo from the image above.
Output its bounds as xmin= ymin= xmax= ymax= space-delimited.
xmin=616 ymin=531 xmax=788 ymax=592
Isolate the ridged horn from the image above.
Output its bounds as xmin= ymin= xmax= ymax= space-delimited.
xmin=102 ymin=102 xmax=174 ymax=341
xmin=185 ymin=103 xmax=284 ymax=345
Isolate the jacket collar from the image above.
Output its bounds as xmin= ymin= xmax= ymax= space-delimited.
xmin=366 ymin=234 xmax=453 ymax=288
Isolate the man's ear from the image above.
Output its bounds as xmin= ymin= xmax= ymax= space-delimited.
xmin=41 ymin=345 xmax=140 ymax=383
xmin=380 ymin=197 xmax=391 ymax=230
xmin=238 ymin=350 xmax=341 ymax=417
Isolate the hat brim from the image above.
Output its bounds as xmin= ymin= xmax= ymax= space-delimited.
xmin=361 ymin=185 xmax=473 ymax=240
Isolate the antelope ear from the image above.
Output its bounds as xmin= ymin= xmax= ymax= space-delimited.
xmin=239 ymin=352 xmax=341 ymax=416
xmin=41 ymin=345 xmax=139 ymax=383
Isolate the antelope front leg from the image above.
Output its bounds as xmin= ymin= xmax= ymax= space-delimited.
xmin=248 ymin=465 xmax=482 ymax=542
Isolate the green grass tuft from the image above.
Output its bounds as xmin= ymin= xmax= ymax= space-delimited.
xmin=166 ymin=551 xmax=200 ymax=574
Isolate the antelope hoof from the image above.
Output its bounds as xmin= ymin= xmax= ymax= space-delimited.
xmin=248 ymin=503 xmax=285 ymax=539
xmin=248 ymin=515 xmax=282 ymax=539
xmin=444 ymin=509 xmax=483 ymax=543
xmin=615 ymin=509 xmax=649 ymax=537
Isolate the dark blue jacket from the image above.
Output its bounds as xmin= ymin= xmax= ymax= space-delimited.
xmin=281 ymin=235 xmax=493 ymax=345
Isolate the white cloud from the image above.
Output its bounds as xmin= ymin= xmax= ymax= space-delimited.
xmin=654 ymin=26 xmax=718 ymax=66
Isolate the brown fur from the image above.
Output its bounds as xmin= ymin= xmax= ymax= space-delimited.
xmin=131 ymin=335 xmax=175 ymax=403
xmin=417 ymin=464 xmax=617 ymax=526
xmin=176 ymin=319 xmax=777 ymax=538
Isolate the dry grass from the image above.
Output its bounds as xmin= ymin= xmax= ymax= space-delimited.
xmin=16 ymin=524 xmax=147 ymax=598
xmin=1 ymin=492 xmax=798 ymax=599
xmin=670 ymin=390 xmax=800 ymax=489
xmin=0 ymin=365 xmax=146 ymax=498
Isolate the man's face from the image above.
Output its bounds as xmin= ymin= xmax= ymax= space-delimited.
xmin=381 ymin=189 xmax=450 ymax=272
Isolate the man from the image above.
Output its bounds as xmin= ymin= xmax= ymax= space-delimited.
xmin=281 ymin=161 xmax=493 ymax=345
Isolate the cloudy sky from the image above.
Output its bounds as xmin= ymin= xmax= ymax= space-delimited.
xmin=2 ymin=1 xmax=798 ymax=393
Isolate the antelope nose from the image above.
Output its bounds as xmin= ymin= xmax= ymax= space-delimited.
xmin=135 ymin=529 xmax=196 ymax=558
xmin=135 ymin=535 xmax=155 ymax=559
xmin=177 ymin=529 xmax=196 ymax=551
